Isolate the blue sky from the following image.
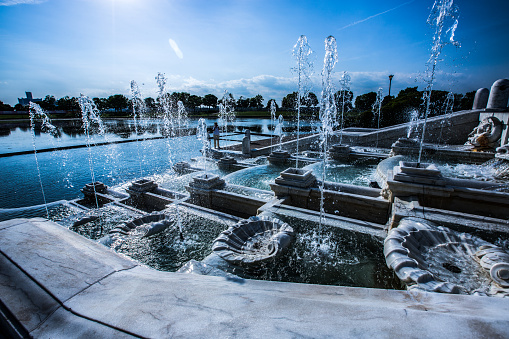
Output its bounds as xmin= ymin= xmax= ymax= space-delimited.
xmin=0 ymin=0 xmax=508 ymax=106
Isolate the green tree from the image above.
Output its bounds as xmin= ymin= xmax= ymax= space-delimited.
xmin=237 ymin=96 xmax=249 ymax=109
xmin=458 ymin=91 xmax=475 ymax=111
xmin=303 ymin=92 xmax=318 ymax=107
xmin=282 ymin=92 xmax=298 ymax=109
xmin=187 ymin=95 xmax=203 ymax=110
xmin=249 ymin=94 xmax=263 ymax=108
xmin=93 ymin=97 xmax=109 ymax=111
xmin=0 ymin=100 xmax=13 ymax=111
xmin=39 ymin=95 xmax=56 ymax=110
xmin=354 ymin=92 xmax=377 ymax=112
xmin=265 ymin=99 xmax=279 ymax=110
xmin=107 ymin=94 xmax=129 ymax=112
xmin=144 ymin=97 xmax=156 ymax=111
xmin=203 ymin=94 xmax=218 ymax=109
xmin=56 ymin=96 xmax=79 ymax=111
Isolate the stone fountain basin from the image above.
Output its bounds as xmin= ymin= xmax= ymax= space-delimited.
xmin=212 ymin=216 xmax=294 ymax=266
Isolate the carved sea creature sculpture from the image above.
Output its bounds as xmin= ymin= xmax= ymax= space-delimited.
xmin=466 ymin=116 xmax=502 ymax=151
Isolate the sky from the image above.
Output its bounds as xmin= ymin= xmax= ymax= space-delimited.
xmin=0 ymin=0 xmax=508 ymax=106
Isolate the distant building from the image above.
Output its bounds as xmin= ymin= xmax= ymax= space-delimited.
xmin=18 ymin=92 xmax=42 ymax=106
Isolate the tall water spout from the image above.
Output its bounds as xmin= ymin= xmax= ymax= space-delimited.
xmin=29 ymin=102 xmax=58 ymax=217
xmin=219 ymin=90 xmax=236 ymax=142
xmin=407 ymin=109 xmax=420 ymax=138
xmin=78 ymin=94 xmax=107 ymax=209
xmin=293 ymin=35 xmax=313 ymax=166
xmin=197 ymin=117 xmax=210 ymax=168
xmin=274 ymin=114 xmax=284 ymax=150
xmin=338 ymin=72 xmax=352 ymax=145
xmin=438 ymin=91 xmax=455 ymax=144
xmin=418 ymin=0 xmax=460 ymax=163
xmin=372 ymin=88 xmax=383 ymax=148
xmin=130 ymin=80 xmax=146 ymax=176
xmin=270 ymin=99 xmax=277 ymax=151
xmin=156 ymin=72 xmax=175 ymax=166
xmin=319 ymin=35 xmax=338 ymax=225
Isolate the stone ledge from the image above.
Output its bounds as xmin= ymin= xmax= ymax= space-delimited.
xmin=1 ymin=218 xmax=509 ymax=338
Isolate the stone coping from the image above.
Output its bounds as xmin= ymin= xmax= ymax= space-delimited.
xmin=1 ymin=218 xmax=509 ymax=338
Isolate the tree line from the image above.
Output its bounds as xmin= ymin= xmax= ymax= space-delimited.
xmin=0 ymin=87 xmax=475 ymax=129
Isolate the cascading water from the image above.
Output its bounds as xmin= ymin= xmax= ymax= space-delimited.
xmin=338 ymin=71 xmax=352 ymax=145
xmin=78 ymin=94 xmax=107 ymax=209
xmin=372 ymin=88 xmax=383 ymax=149
xmin=418 ymin=0 xmax=460 ymax=163
xmin=29 ymin=102 xmax=58 ymax=218
xmin=274 ymin=115 xmax=284 ymax=150
xmin=292 ymin=35 xmax=313 ymax=166
xmin=270 ymin=100 xmax=277 ymax=152
xmin=319 ymin=36 xmax=338 ymax=226
xmin=130 ymin=80 xmax=146 ymax=176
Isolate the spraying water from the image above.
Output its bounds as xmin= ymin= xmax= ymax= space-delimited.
xmin=197 ymin=118 xmax=210 ymax=168
xmin=156 ymin=72 xmax=176 ymax=167
xmin=406 ymin=109 xmax=420 ymax=138
xmin=29 ymin=102 xmax=58 ymax=218
xmin=293 ymin=35 xmax=313 ymax=166
xmin=319 ymin=36 xmax=338 ymax=226
xmin=130 ymin=80 xmax=146 ymax=176
xmin=338 ymin=72 xmax=352 ymax=144
xmin=77 ymin=94 xmax=107 ymax=209
xmin=372 ymin=88 xmax=384 ymax=148
xmin=438 ymin=91 xmax=455 ymax=144
xmin=270 ymin=100 xmax=277 ymax=151
xmin=418 ymin=0 xmax=460 ymax=163
xmin=274 ymin=115 xmax=285 ymax=150
xmin=218 ymin=90 xmax=236 ymax=144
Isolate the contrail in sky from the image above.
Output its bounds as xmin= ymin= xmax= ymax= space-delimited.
xmin=339 ymin=0 xmax=416 ymax=31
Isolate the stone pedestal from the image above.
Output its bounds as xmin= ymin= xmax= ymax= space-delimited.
xmin=268 ymin=150 xmax=291 ymax=165
xmin=217 ymin=156 xmax=238 ymax=170
xmin=270 ymin=168 xmax=317 ymax=207
xmin=126 ymin=179 xmax=158 ymax=199
xmin=173 ymin=161 xmax=191 ymax=174
xmin=81 ymin=182 xmax=107 ymax=199
xmin=186 ymin=173 xmax=226 ymax=208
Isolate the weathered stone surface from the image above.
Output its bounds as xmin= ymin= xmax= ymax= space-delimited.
xmin=487 ymin=79 xmax=509 ymax=109
xmin=2 ymin=219 xmax=509 ymax=338
xmin=473 ymin=87 xmax=489 ymax=109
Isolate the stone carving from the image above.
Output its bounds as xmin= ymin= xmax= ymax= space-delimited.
xmin=212 ymin=216 xmax=294 ymax=266
xmin=267 ymin=150 xmax=291 ymax=165
xmin=385 ymin=217 xmax=509 ymax=296
xmin=106 ymin=213 xmax=174 ymax=241
xmin=465 ymin=116 xmax=502 ymax=150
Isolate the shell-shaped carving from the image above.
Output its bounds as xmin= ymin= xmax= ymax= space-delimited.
xmin=109 ymin=213 xmax=174 ymax=238
xmin=212 ymin=216 xmax=294 ymax=266
xmin=384 ymin=217 xmax=509 ymax=296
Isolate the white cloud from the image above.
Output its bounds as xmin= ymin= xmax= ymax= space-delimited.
xmin=0 ymin=0 xmax=46 ymax=5
xmin=168 ymin=39 xmax=183 ymax=59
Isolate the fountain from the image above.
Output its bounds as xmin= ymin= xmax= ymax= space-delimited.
xmin=417 ymin=0 xmax=460 ymax=163
xmin=319 ymin=35 xmax=338 ymax=224
xmin=28 ymin=102 xmax=59 ymax=217
xmin=292 ymin=35 xmax=313 ymax=166
xmin=3 ymin=2 xmax=509 ymax=336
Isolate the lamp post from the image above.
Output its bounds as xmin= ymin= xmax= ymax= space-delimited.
xmin=388 ymin=74 xmax=394 ymax=97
